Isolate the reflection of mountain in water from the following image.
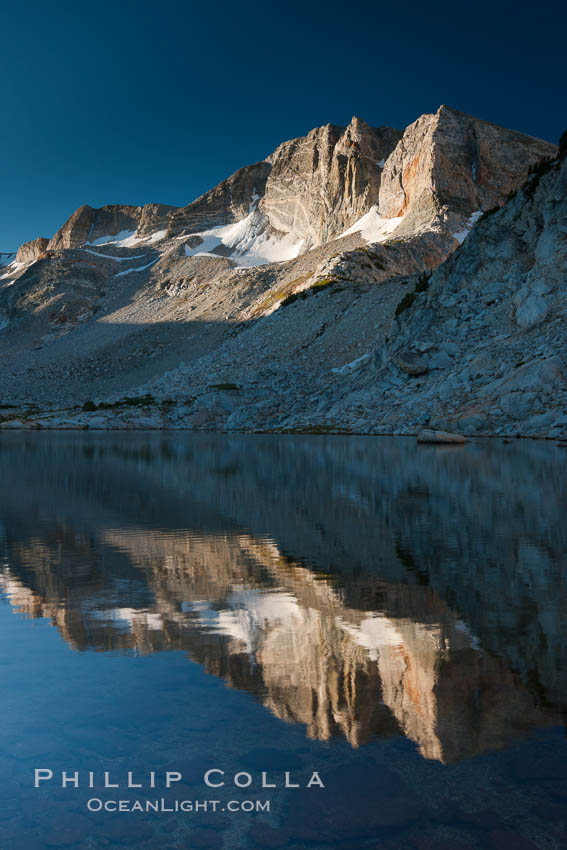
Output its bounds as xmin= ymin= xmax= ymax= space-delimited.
xmin=0 ymin=434 xmax=565 ymax=763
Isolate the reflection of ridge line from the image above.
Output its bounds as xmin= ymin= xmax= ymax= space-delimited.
xmin=1 ymin=522 xmax=563 ymax=763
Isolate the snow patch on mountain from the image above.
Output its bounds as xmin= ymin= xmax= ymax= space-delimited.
xmin=83 ymin=249 xmax=150 ymax=262
xmin=249 ymin=187 xmax=261 ymax=211
xmin=146 ymin=230 xmax=167 ymax=244
xmin=113 ymin=258 xmax=159 ymax=277
xmin=184 ymin=210 xmax=304 ymax=268
xmin=340 ymin=207 xmax=403 ymax=243
xmin=88 ymin=229 xmax=167 ymax=249
xmin=452 ymin=210 xmax=483 ymax=245
xmin=88 ymin=229 xmax=136 ymax=247
xmin=0 ymin=259 xmax=27 ymax=281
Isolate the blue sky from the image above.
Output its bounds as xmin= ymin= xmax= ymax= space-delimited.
xmin=2 ymin=0 xmax=565 ymax=250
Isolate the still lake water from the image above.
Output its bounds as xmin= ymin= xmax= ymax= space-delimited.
xmin=0 ymin=433 xmax=566 ymax=850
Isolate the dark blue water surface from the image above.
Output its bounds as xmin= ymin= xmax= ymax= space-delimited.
xmin=0 ymin=433 xmax=566 ymax=849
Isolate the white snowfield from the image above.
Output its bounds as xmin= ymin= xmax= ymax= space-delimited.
xmin=0 ymin=259 xmax=27 ymax=281
xmin=87 ymin=229 xmax=167 ymax=248
xmin=82 ymin=188 xmax=305 ymax=270
xmin=183 ymin=209 xmax=305 ymax=268
xmin=82 ymin=195 xmax=403 ymax=271
xmin=340 ymin=207 xmax=403 ymax=243
xmin=180 ymin=198 xmax=403 ymax=268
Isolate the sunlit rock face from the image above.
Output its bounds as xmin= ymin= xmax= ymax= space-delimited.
xmin=46 ymin=203 xmax=177 ymax=251
xmin=261 ymin=118 xmax=402 ymax=247
xmin=0 ymin=434 xmax=565 ymax=763
xmin=15 ymin=237 xmax=50 ymax=264
xmin=378 ymin=105 xmax=555 ymax=237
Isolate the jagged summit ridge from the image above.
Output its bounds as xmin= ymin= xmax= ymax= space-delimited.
xmin=261 ymin=117 xmax=403 ymax=246
xmin=0 ymin=104 xmax=562 ymax=440
xmin=5 ymin=106 xmax=554 ymax=271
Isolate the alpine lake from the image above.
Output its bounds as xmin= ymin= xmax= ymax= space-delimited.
xmin=0 ymin=433 xmax=566 ymax=850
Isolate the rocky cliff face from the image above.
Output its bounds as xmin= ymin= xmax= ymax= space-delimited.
xmin=15 ymin=236 xmax=50 ymax=264
xmin=371 ymin=151 xmax=567 ymax=437
xmin=46 ymin=202 xmax=176 ymax=251
xmin=261 ymin=117 xmax=402 ymax=247
xmin=379 ymin=105 xmax=555 ymax=243
xmin=47 ymin=204 xmax=138 ymax=251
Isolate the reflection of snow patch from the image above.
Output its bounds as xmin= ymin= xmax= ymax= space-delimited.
xmin=454 ymin=619 xmax=482 ymax=650
xmin=339 ymin=207 xmax=402 ymax=243
xmin=145 ymin=613 xmax=164 ymax=631
xmin=90 ymin=606 xmax=163 ymax=632
xmin=187 ymin=587 xmax=303 ymax=653
xmin=213 ymin=610 xmax=255 ymax=649
xmin=337 ymin=615 xmax=405 ymax=660
xmin=228 ymin=588 xmax=302 ymax=625
xmin=181 ymin=600 xmax=211 ymax=613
